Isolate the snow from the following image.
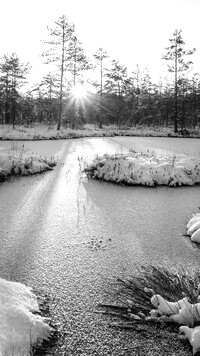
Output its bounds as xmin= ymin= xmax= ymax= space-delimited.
xmin=151 ymin=294 xmax=180 ymax=315
xmin=85 ymin=151 xmax=200 ymax=187
xmin=187 ymin=214 xmax=200 ymax=230
xmin=0 ymin=145 xmax=56 ymax=182
xmin=0 ymin=278 xmax=51 ymax=356
xmin=180 ymin=326 xmax=200 ymax=355
xmin=151 ymin=294 xmax=200 ymax=325
xmin=186 ymin=213 xmax=200 ymax=243
xmin=128 ymin=287 xmax=200 ymax=353
xmin=150 ymin=293 xmax=200 ymax=354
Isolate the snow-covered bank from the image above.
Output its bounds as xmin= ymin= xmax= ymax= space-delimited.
xmin=0 ymin=278 xmax=51 ymax=355
xmin=0 ymin=145 xmax=56 ymax=183
xmin=85 ymin=151 xmax=200 ymax=187
xmin=0 ymin=124 xmax=200 ymax=140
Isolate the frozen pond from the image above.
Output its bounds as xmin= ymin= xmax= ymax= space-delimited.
xmin=0 ymin=136 xmax=200 ymax=355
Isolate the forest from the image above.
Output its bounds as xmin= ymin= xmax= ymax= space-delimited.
xmin=0 ymin=15 xmax=199 ymax=134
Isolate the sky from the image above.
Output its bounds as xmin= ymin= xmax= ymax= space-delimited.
xmin=0 ymin=0 xmax=200 ymax=87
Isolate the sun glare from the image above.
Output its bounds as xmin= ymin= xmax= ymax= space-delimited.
xmin=71 ymin=84 xmax=87 ymax=99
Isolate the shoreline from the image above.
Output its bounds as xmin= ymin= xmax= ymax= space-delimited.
xmin=1 ymin=125 xmax=200 ymax=141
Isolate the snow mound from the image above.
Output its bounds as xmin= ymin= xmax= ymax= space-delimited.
xmin=85 ymin=152 xmax=200 ymax=187
xmin=0 ymin=278 xmax=51 ymax=356
xmin=187 ymin=213 xmax=200 ymax=243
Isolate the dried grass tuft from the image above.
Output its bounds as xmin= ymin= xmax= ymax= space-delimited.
xmin=98 ymin=265 xmax=200 ymax=328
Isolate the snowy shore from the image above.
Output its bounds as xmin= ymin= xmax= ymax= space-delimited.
xmin=0 ymin=278 xmax=51 ymax=355
xmin=0 ymin=124 xmax=200 ymax=140
xmin=85 ymin=151 xmax=200 ymax=187
xmin=0 ymin=146 xmax=56 ymax=183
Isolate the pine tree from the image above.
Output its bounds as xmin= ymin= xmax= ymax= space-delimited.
xmin=67 ymin=33 xmax=91 ymax=128
xmin=131 ymin=64 xmax=141 ymax=124
xmin=93 ymin=48 xmax=109 ymax=128
xmin=0 ymin=53 xmax=30 ymax=127
xmin=67 ymin=34 xmax=91 ymax=86
xmin=39 ymin=73 xmax=59 ymax=100
xmin=105 ymin=60 xmax=130 ymax=128
xmin=163 ymin=29 xmax=196 ymax=132
xmin=42 ymin=15 xmax=74 ymax=130
xmin=190 ymin=74 xmax=200 ymax=127
xmin=37 ymin=73 xmax=59 ymax=124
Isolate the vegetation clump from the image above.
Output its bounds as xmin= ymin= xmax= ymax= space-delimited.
xmin=0 ymin=144 xmax=57 ymax=183
xmin=99 ymin=265 xmax=200 ymax=355
xmin=85 ymin=151 xmax=200 ymax=187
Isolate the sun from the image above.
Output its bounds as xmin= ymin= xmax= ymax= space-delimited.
xmin=71 ymin=83 xmax=88 ymax=99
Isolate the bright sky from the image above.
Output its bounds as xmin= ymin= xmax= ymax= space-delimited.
xmin=0 ymin=0 xmax=200 ymax=86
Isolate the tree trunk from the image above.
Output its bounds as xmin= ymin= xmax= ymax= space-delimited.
xmin=72 ymin=37 xmax=77 ymax=129
xmin=99 ymin=52 xmax=103 ymax=129
xmin=174 ymin=42 xmax=178 ymax=133
xmin=57 ymin=23 xmax=65 ymax=131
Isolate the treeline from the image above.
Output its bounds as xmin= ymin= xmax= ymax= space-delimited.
xmin=0 ymin=16 xmax=200 ymax=133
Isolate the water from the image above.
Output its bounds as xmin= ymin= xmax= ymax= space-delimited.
xmin=0 ymin=136 xmax=200 ymax=355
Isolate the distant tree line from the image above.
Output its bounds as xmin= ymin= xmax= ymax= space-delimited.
xmin=0 ymin=17 xmax=199 ymax=133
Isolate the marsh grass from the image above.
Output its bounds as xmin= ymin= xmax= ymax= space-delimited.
xmin=1 ymin=123 xmax=200 ymax=141
xmin=32 ymin=291 xmax=59 ymax=356
xmin=98 ymin=265 xmax=200 ymax=330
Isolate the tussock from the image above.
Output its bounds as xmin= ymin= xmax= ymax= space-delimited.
xmin=98 ymin=265 xmax=200 ymax=326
